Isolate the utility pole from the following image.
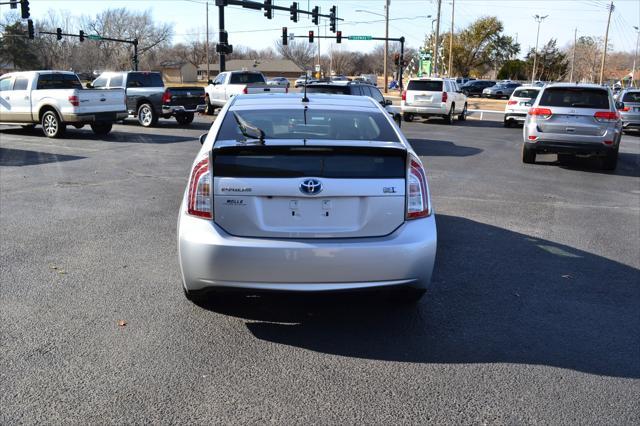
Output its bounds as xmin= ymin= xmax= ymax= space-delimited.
xmin=433 ymin=0 xmax=442 ymax=76
xmin=569 ymin=28 xmax=577 ymax=83
xmin=383 ymin=0 xmax=390 ymax=93
xmin=448 ymin=0 xmax=454 ymax=77
xmin=531 ymin=14 xmax=548 ymax=83
xmin=598 ymin=1 xmax=614 ymax=85
xmin=631 ymin=25 xmax=639 ymax=88
xmin=206 ymin=1 xmax=210 ymax=81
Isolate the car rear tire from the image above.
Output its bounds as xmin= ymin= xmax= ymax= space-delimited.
xmin=521 ymin=144 xmax=536 ymax=164
xmin=175 ymin=112 xmax=195 ymax=126
xmin=602 ymin=148 xmax=618 ymax=170
xmin=458 ymin=103 xmax=467 ymax=121
xmin=204 ymin=95 xmax=215 ymax=116
xmin=90 ymin=122 xmax=112 ymax=136
xmin=137 ymin=103 xmax=158 ymax=127
xmin=443 ymin=105 xmax=454 ymax=125
xmin=503 ymin=118 xmax=512 ymax=128
xmin=403 ymin=113 xmax=414 ymax=122
xmin=41 ymin=110 xmax=66 ymax=138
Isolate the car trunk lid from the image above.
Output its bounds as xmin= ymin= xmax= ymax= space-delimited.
xmin=404 ymin=80 xmax=443 ymax=106
xmin=211 ymin=144 xmax=407 ymax=239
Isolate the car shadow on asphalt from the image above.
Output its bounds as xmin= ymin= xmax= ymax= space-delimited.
xmin=196 ymin=214 xmax=640 ymax=379
xmin=408 ymin=138 xmax=483 ymax=157
xmin=535 ymin=152 xmax=640 ymax=178
xmin=0 ymin=147 xmax=86 ymax=167
xmin=120 ymin=118 xmax=213 ymax=132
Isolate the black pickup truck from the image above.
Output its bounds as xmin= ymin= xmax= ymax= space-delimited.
xmin=91 ymin=71 xmax=205 ymax=127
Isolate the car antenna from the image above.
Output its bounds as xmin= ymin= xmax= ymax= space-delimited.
xmin=302 ymin=72 xmax=309 ymax=103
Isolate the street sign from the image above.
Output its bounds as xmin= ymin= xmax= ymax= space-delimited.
xmin=347 ymin=35 xmax=372 ymax=41
xmin=87 ymin=35 xmax=102 ymax=41
xmin=315 ymin=64 xmax=321 ymax=72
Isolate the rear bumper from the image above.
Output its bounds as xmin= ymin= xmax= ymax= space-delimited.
xmin=178 ymin=213 xmax=437 ymax=292
xmin=401 ymin=104 xmax=447 ymax=115
xmin=62 ymin=111 xmax=128 ymax=123
xmin=526 ymin=140 xmax=616 ymax=155
xmin=504 ymin=112 xmax=527 ymax=121
xmin=162 ymin=104 xmax=206 ymax=115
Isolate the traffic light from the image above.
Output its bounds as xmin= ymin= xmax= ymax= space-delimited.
xmin=79 ymin=30 xmax=84 ymax=42
xmin=336 ymin=30 xmax=342 ymax=44
xmin=311 ymin=6 xmax=319 ymax=25
xmin=20 ymin=0 xmax=30 ymax=19
xmin=289 ymin=2 xmax=298 ymax=23
xmin=393 ymin=53 xmax=400 ymax=66
xmin=9 ymin=0 xmax=17 ymax=10
xmin=27 ymin=19 xmax=34 ymax=39
xmin=263 ymin=0 xmax=272 ymax=19
xmin=308 ymin=30 xmax=314 ymax=43
xmin=329 ymin=5 xmax=336 ymax=33
xmin=56 ymin=27 xmax=62 ymax=40
xmin=282 ymin=27 xmax=288 ymax=46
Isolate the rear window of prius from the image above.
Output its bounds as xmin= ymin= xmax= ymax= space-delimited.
xmin=539 ymin=87 xmax=609 ymax=109
xmin=622 ymin=91 xmax=640 ymax=103
xmin=217 ymin=109 xmax=399 ymax=142
xmin=407 ymin=80 xmax=443 ymax=91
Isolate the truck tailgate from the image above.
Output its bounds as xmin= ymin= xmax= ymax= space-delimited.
xmin=74 ymin=88 xmax=126 ymax=113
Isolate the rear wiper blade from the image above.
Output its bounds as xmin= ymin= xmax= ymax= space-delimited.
xmin=233 ymin=111 xmax=265 ymax=144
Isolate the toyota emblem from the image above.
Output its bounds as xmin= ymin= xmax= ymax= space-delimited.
xmin=299 ymin=178 xmax=322 ymax=195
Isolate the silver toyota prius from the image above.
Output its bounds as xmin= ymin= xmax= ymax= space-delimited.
xmin=177 ymin=94 xmax=437 ymax=303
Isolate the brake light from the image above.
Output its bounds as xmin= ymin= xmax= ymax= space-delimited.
xmin=528 ymin=107 xmax=552 ymax=118
xmin=507 ymin=100 xmax=517 ymax=105
xmin=161 ymin=90 xmax=171 ymax=104
xmin=406 ymin=156 xmax=430 ymax=219
xmin=528 ymin=135 xmax=538 ymax=141
xmin=401 ymin=90 xmax=407 ymax=101
xmin=619 ymin=106 xmax=630 ymax=112
xmin=594 ymin=111 xmax=619 ymax=122
xmin=68 ymin=95 xmax=79 ymax=107
xmin=242 ymin=87 xmax=248 ymax=94
xmin=187 ymin=155 xmax=212 ymax=219
xmin=442 ymin=91 xmax=448 ymax=103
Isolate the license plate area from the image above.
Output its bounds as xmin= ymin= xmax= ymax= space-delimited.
xmin=415 ymin=95 xmax=433 ymax=103
xmin=262 ymin=196 xmax=361 ymax=229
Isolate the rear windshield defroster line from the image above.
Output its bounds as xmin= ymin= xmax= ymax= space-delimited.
xmin=212 ymin=146 xmax=406 ymax=179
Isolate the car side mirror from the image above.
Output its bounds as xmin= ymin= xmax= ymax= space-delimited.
xmin=86 ymin=82 xmax=93 ymax=89
xmin=208 ymin=80 xmax=214 ymax=85
xmin=615 ymin=101 xmax=624 ymax=110
xmin=199 ymin=133 xmax=208 ymax=145
xmin=384 ymin=99 xmax=393 ymax=106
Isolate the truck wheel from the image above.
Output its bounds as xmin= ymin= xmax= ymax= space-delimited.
xmin=205 ymin=95 xmax=215 ymax=116
xmin=91 ymin=122 xmax=113 ymax=136
xmin=175 ymin=112 xmax=194 ymax=126
xmin=458 ymin=103 xmax=467 ymax=121
xmin=41 ymin=110 xmax=66 ymax=138
xmin=521 ymin=144 xmax=536 ymax=164
xmin=137 ymin=103 xmax=157 ymax=127
xmin=602 ymin=148 xmax=618 ymax=171
xmin=403 ymin=113 xmax=414 ymax=122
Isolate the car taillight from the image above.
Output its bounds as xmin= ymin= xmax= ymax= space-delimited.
xmin=528 ymin=107 xmax=552 ymax=119
xmin=68 ymin=95 xmax=79 ymax=106
xmin=442 ymin=91 xmax=448 ymax=103
xmin=406 ymin=156 xmax=430 ymax=220
xmin=507 ymin=100 xmax=517 ymax=105
xmin=187 ymin=155 xmax=212 ymax=219
xmin=242 ymin=87 xmax=248 ymax=94
xmin=594 ymin=111 xmax=619 ymax=122
xmin=161 ymin=90 xmax=171 ymax=104
xmin=401 ymin=90 xmax=407 ymax=101
xmin=619 ymin=106 xmax=630 ymax=112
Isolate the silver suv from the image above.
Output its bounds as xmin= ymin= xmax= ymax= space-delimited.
xmin=178 ymin=94 xmax=437 ymax=303
xmin=522 ymin=83 xmax=623 ymax=170
xmin=616 ymin=89 xmax=640 ymax=133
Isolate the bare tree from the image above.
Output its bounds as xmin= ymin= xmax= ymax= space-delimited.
xmin=275 ymin=39 xmax=315 ymax=71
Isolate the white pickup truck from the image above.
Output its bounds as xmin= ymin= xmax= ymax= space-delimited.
xmin=0 ymin=71 xmax=127 ymax=138
xmin=204 ymin=70 xmax=287 ymax=113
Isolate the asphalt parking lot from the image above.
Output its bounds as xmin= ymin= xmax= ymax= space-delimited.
xmin=1 ymin=116 xmax=639 ymax=423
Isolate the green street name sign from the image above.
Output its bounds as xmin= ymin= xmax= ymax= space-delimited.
xmin=347 ymin=35 xmax=372 ymax=40
xmin=87 ymin=35 xmax=102 ymax=41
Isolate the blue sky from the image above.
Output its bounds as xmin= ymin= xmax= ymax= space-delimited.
xmin=4 ymin=0 xmax=640 ymax=57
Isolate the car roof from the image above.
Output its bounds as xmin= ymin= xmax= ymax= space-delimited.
xmin=408 ymin=77 xmax=447 ymax=82
xmin=230 ymin=93 xmax=379 ymax=109
xmin=542 ymin=83 xmax=609 ymax=90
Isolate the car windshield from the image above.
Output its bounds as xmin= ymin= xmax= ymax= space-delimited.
xmin=217 ymin=108 xmax=399 ymax=142
xmin=407 ymin=80 xmax=443 ymax=91
xmin=230 ymin=73 xmax=265 ymax=84
xmin=622 ymin=91 xmax=640 ymax=102
xmin=513 ymin=89 xmax=540 ymax=99
xmin=539 ymin=87 xmax=609 ymax=109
